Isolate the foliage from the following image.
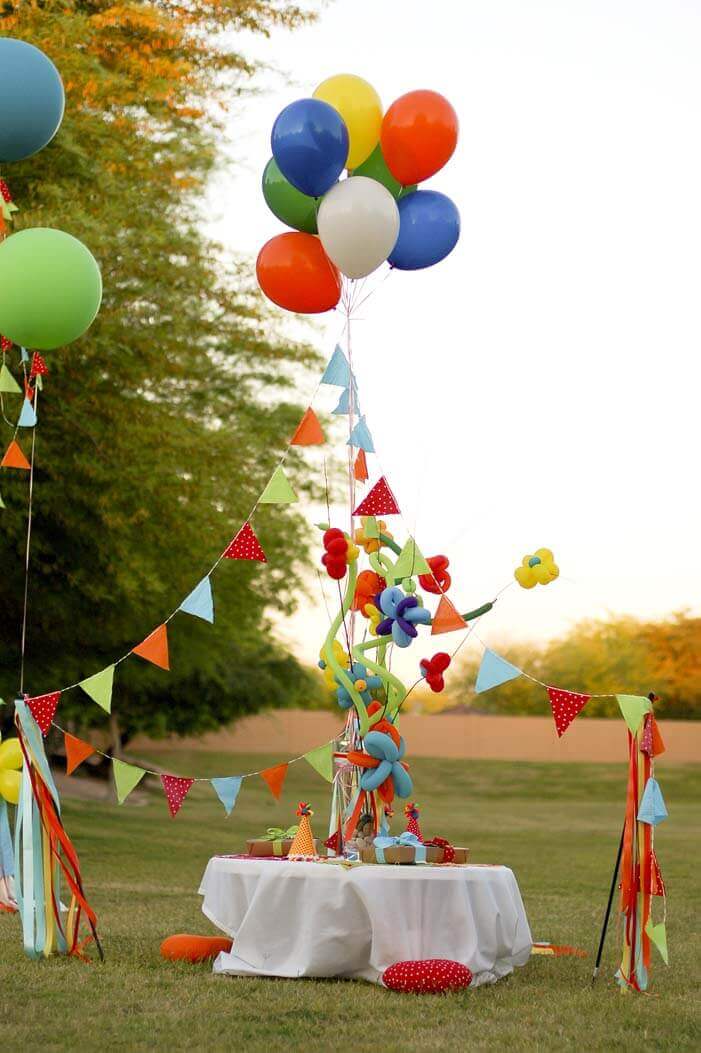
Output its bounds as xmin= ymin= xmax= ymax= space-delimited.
xmin=0 ymin=0 xmax=324 ymax=745
xmin=438 ymin=613 xmax=701 ymax=720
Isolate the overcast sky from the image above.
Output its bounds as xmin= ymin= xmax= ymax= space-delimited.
xmin=208 ymin=0 xmax=700 ymax=667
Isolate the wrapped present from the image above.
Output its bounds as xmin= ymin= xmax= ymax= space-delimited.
xmin=360 ymin=832 xmax=469 ymax=865
xmin=246 ymin=825 xmax=299 ymax=857
xmin=423 ymin=837 xmax=469 ymax=864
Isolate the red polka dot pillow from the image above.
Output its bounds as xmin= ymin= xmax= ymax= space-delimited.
xmin=382 ymin=958 xmax=473 ymax=993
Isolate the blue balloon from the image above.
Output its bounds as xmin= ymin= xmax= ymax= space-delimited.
xmin=388 ymin=190 xmax=460 ymax=271
xmin=0 ymin=39 xmax=65 ymax=163
xmin=271 ymin=98 xmax=349 ymax=198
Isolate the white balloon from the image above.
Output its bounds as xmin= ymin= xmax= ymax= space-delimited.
xmin=317 ymin=176 xmax=399 ymax=279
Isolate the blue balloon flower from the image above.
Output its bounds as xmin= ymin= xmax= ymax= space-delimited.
xmin=335 ymin=662 xmax=383 ymax=711
xmin=271 ymin=98 xmax=349 ymax=198
xmin=359 ymin=730 xmax=413 ymax=799
xmin=375 ymin=586 xmax=431 ymax=648
xmin=388 ymin=190 xmax=460 ymax=271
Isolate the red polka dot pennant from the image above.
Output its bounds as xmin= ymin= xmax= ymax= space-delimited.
xmin=223 ymin=521 xmax=267 ymax=562
xmin=29 ymin=352 xmax=49 ymax=379
xmin=352 ymin=476 xmax=400 ymax=517
xmin=547 ymin=686 xmax=591 ymax=737
xmin=25 ymin=691 xmax=62 ymax=736
xmin=160 ymin=774 xmax=194 ymax=817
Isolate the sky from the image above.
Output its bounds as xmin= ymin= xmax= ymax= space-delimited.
xmin=208 ymin=0 xmax=701 ymax=667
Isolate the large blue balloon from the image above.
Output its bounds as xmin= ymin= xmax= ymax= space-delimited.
xmin=0 ymin=39 xmax=65 ymax=163
xmin=271 ymin=98 xmax=349 ymax=198
xmin=388 ymin=190 xmax=460 ymax=271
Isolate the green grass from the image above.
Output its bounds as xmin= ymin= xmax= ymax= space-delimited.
xmin=1 ymin=755 xmax=699 ymax=1051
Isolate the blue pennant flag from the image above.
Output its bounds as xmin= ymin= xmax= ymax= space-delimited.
xmin=347 ymin=416 xmax=374 ymax=453
xmin=332 ymin=381 xmax=360 ymax=416
xmin=211 ymin=776 xmax=242 ymax=816
xmin=179 ymin=576 xmax=214 ymax=623
xmin=475 ymin=648 xmax=522 ymax=693
xmin=17 ymin=398 xmax=37 ymax=428
xmin=320 ymin=345 xmax=350 ymax=387
xmin=20 ymin=347 xmax=29 ymax=363
xmin=637 ymin=778 xmax=668 ymax=826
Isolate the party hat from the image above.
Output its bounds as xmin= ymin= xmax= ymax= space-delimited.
xmin=288 ymin=802 xmax=316 ymax=858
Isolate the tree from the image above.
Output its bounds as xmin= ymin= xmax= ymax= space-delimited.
xmin=0 ymin=0 xmax=325 ymax=748
xmin=442 ymin=612 xmax=701 ymax=719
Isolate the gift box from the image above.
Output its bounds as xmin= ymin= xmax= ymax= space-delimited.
xmin=360 ymin=834 xmax=469 ymax=865
xmin=246 ymin=825 xmax=299 ymax=857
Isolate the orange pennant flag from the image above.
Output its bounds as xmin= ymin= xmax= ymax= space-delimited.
xmin=260 ymin=763 xmax=288 ymax=800
xmin=132 ymin=623 xmax=170 ymax=670
xmin=1 ymin=439 xmax=31 ymax=470
xmin=431 ymin=595 xmax=468 ymax=635
xmin=354 ymin=449 xmax=368 ymax=482
xmin=290 ymin=407 xmax=325 ymax=446
xmin=65 ymin=733 xmax=95 ymax=776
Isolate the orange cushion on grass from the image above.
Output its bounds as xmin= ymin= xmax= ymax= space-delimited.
xmin=160 ymin=934 xmax=233 ymax=963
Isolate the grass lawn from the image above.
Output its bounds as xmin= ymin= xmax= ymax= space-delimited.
xmin=1 ymin=753 xmax=699 ymax=1051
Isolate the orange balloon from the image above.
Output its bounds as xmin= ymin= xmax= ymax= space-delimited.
xmin=256 ymin=232 xmax=341 ymax=314
xmin=380 ymin=90 xmax=458 ymax=186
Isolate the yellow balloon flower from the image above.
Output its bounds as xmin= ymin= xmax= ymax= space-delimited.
xmin=0 ymin=736 xmax=23 ymax=806
xmin=319 ymin=639 xmax=349 ymax=690
xmin=313 ymin=74 xmax=382 ymax=169
xmin=354 ymin=517 xmax=393 ymax=554
xmin=514 ymin=548 xmax=559 ymax=589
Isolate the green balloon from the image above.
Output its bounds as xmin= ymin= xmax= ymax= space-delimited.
xmin=0 ymin=228 xmax=102 ymax=350
xmin=352 ymin=143 xmax=417 ymax=199
xmin=262 ymin=157 xmax=318 ymax=234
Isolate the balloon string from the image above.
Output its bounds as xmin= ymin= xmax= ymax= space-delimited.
xmin=19 ymin=385 xmax=39 ymax=695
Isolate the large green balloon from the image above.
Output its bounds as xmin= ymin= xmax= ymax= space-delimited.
xmin=262 ymin=157 xmax=319 ymax=234
xmin=352 ymin=143 xmax=417 ymax=199
xmin=0 ymin=228 xmax=102 ymax=350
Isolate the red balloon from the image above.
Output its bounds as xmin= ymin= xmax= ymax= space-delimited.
xmin=380 ymin=90 xmax=458 ymax=186
xmin=256 ymin=232 xmax=341 ymax=314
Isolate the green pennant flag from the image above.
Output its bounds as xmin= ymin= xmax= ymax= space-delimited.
xmin=392 ymin=536 xmax=431 ymax=579
xmin=259 ymin=465 xmax=297 ymax=504
xmin=304 ymin=742 xmax=334 ymax=783
xmin=113 ymin=759 xmax=146 ymax=804
xmin=616 ymin=694 xmax=651 ymax=735
xmin=0 ymin=363 xmax=22 ymax=395
xmin=645 ymin=919 xmax=669 ymax=964
xmin=79 ymin=665 xmax=115 ymax=713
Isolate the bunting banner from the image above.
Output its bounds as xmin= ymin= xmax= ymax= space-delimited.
xmin=259 ymin=465 xmax=297 ymax=504
xmin=475 ymin=649 xmax=521 ymax=693
xmin=303 ymin=742 xmax=334 ymax=783
xmin=160 ymin=774 xmax=194 ymax=818
xmin=320 ymin=344 xmax=350 ymax=386
xmin=353 ymin=476 xmax=400 ymax=517
xmin=1 ymin=440 xmax=30 ymax=470
xmin=17 ymin=398 xmax=37 ymax=427
xmin=332 ymin=384 xmax=359 ymax=416
xmin=393 ymin=537 xmax=431 ymax=579
xmin=64 ymin=735 xmax=95 ymax=776
xmin=547 ymin=687 xmax=591 ymax=738
xmin=347 ymin=416 xmax=374 ymax=453
xmin=210 ymin=776 xmax=242 ymax=816
xmin=25 ymin=692 xmax=61 ymax=736
xmin=290 ymin=407 xmax=325 ymax=446
xmin=113 ymin=760 xmax=146 ymax=805
xmin=132 ymin=624 xmax=170 ymax=670
xmin=353 ymin=449 xmax=368 ymax=482
xmin=616 ymin=695 xmax=651 ymax=736
xmin=431 ymin=595 xmax=467 ymax=635
xmin=78 ymin=665 xmax=115 ymax=713
xmin=223 ymin=521 xmax=267 ymax=562
xmin=637 ymin=778 xmax=668 ymax=826
xmin=0 ymin=362 xmax=21 ymax=394
xmin=260 ymin=763 xmax=288 ymax=800
xmin=179 ymin=576 xmax=214 ymax=623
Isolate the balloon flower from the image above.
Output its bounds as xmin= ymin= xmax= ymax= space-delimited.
xmin=514 ymin=548 xmax=559 ymax=589
xmin=418 ymin=554 xmax=451 ymax=595
xmin=321 ymin=528 xmax=359 ymax=580
xmin=0 ymin=735 xmax=23 ymax=807
xmin=335 ymin=662 xmax=383 ymax=712
xmin=257 ymin=75 xmax=461 ymax=314
xmin=348 ymin=729 xmax=413 ymax=804
xmin=375 ymin=586 xmax=431 ymax=647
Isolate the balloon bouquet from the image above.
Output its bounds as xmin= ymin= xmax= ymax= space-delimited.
xmin=257 ymin=75 xmax=460 ymax=312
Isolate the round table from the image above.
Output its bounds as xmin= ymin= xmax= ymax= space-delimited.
xmin=199 ymin=856 xmax=532 ymax=986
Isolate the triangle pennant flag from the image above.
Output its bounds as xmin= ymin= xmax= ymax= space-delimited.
xmin=644 ymin=919 xmax=669 ymax=965
xmin=25 ymin=691 xmax=61 ymax=735
xmin=0 ymin=363 xmax=21 ymax=394
xmin=640 ymin=712 xmax=666 ymax=757
xmin=223 ymin=521 xmax=267 ymax=562
xmin=79 ymin=664 xmax=115 ymax=713
xmin=547 ymin=687 xmax=591 ymax=738
xmin=650 ymin=851 xmax=666 ymax=897
xmin=290 ymin=406 xmax=325 ymax=446
xmin=353 ymin=476 xmax=400 ymax=517
xmin=29 ymin=352 xmax=49 ymax=379
xmin=1 ymin=439 xmax=30 ymax=470
xmin=392 ymin=537 xmax=431 ymax=579
xmin=260 ymin=762 xmax=288 ymax=800
xmin=431 ymin=595 xmax=467 ymax=635
xmin=17 ymin=398 xmax=37 ymax=427
xmin=475 ymin=649 xmax=522 ymax=693
xmin=637 ymin=777 xmax=668 ymax=826
xmin=160 ymin=774 xmax=194 ymax=817
xmin=113 ymin=759 xmax=146 ymax=804
xmin=320 ymin=344 xmax=349 ymax=387
xmin=20 ymin=347 xmax=29 ymax=363
xmin=354 ymin=449 xmax=368 ymax=482
xmin=616 ymin=694 xmax=651 ymax=736
xmin=179 ymin=576 xmax=214 ymax=623
xmin=347 ymin=416 xmax=374 ymax=453
xmin=211 ymin=776 xmax=243 ymax=816
xmin=132 ymin=624 xmax=170 ymax=670
xmin=259 ymin=465 xmax=297 ymax=504
xmin=65 ymin=733 xmax=95 ymax=775
xmin=304 ymin=742 xmax=334 ymax=783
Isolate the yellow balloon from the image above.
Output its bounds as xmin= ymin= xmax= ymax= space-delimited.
xmin=313 ymin=74 xmax=382 ymax=169
xmin=0 ymin=737 xmax=23 ymax=772
xmin=0 ymin=768 xmax=21 ymax=805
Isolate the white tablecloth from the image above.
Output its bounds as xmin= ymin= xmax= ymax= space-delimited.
xmin=199 ymin=857 xmax=532 ymax=986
